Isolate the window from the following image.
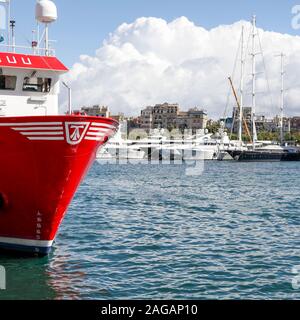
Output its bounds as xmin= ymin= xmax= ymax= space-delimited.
xmin=0 ymin=75 xmax=17 ymax=91
xmin=23 ymin=77 xmax=52 ymax=93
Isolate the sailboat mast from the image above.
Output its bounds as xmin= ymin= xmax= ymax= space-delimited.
xmin=239 ymin=27 xmax=245 ymax=144
xmin=280 ymin=52 xmax=285 ymax=145
xmin=251 ymin=15 xmax=258 ymax=149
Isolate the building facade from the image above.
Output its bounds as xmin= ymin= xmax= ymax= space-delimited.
xmin=231 ymin=107 xmax=252 ymax=134
xmin=152 ymin=103 xmax=179 ymax=130
xmin=81 ymin=105 xmax=110 ymax=118
xmin=230 ymin=108 xmax=292 ymax=135
xmin=140 ymin=103 xmax=208 ymax=132
xmin=291 ymin=117 xmax=300 ymax=132
xmin=140 ymin=106 xmax=154 ymax=132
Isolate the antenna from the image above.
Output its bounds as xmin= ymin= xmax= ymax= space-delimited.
xmin=31 ymin=29 xmax=38 ymax=54
xmin=10 ymin=19 xmax=15 ymax=53
xmin=35 ymin=0 xmax=57 ymax=56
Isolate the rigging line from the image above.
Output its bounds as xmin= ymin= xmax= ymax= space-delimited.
xmin=224 ymin=27 xmax=249 ymax=139
xmin=19 ymin=29 xmax=34 ymax=47
xmin=229 ymin=25 xmax=251 ymax=138
xmin=228 ymin=50 xmax=240 ymax=138
xmin=223 ymin=30 xmax=242 ymax=121
xmin=243 ymin=90 xmax=275 ymax=95
xmin=285 ymin=85 xmax=300 ymax=91
xmin=242 ymin=25 xmax=253 ymax=102
xmin=257 ymin=29 xmax=275 ymax=112
xmin=235 ymin=25 xmax=252 ymax=95
xmin=244 ymin=24 xmax=252 ymax=63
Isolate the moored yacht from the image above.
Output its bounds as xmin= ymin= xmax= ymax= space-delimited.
xmin=224 ymin=16 xmax=299 ymax=162
xmin=97 ymin=126 xmax=145 ymax=160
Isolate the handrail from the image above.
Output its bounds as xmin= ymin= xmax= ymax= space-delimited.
xmin=0 ymin=44 xmax=56 ymax=57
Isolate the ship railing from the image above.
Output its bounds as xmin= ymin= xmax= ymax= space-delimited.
xmin=0 ymin=44 xmax=56 ymax=57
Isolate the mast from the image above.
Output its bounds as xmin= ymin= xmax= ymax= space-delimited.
xmin=10 ymin=19 xmax=15 ymax=53
xmin=45 ymin=23 xmax=49 ymax=56
xmin=7 ymin=0 xmax=11 ymax=49
xmin=251 ymin=15 xmax=258 ymax=149
xmin=280 ymin=52 xmax=285 ymax=145
xmin=35 ymin=0 xmax=58 ymax=56
xmin=229 ymin=77 xmax=252 ymax=143
xmin=239 ymin=26 xmax=245 ymax=144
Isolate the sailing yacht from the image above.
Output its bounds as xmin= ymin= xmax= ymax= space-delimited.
xmin=226 ymin=16 xmax=300 ymax=162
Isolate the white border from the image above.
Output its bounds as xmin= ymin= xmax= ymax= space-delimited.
xmin=0 ymin=237 xmax=53 ymax=248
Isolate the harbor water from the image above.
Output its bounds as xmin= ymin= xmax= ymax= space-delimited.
xmin=0 ymin=161 xmax=300 ymax=300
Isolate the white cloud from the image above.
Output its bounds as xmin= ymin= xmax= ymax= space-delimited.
xmin=62 ymin=16 xmax=300 ymax=118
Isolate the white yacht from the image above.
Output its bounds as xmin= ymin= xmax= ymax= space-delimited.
xmin=98 ymin=127 xmax=246 ymax=162
xmin=97 ymin=128 xmax=146 ymax=160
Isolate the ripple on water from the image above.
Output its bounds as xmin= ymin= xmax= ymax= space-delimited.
xmin=0 ymin=162 xmax=300 ymax=299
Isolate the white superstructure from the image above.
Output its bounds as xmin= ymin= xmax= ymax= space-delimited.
xmin=0 ymin=1 xmax=68 ymax=117
xmin=0 ymin=67 xmax=61 ymax=117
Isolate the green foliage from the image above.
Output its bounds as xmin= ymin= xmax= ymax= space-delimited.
xmin=285 ymin=132 xmax=300 ymax=142
xmin=257 ymin=131 xmax=279 ymax=142
xmin=257 ymin=131 xmax=300 ymax=143
xmin=229 ymin=133 xmax=251 ymax=142
xmin=209 ymin=126 xmax=300 ymax=143
xmin=230 ymin=133 xmax=238 ymax=140
xmin=207 ymin=122 xmax=221 ymax=134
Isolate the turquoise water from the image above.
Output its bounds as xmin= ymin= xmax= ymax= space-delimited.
xmin=0 ymin=161 xmax=300 ymax=300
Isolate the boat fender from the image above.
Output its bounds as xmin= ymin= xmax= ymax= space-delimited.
xmin=0 ymin=193 xmax=8 ymax=211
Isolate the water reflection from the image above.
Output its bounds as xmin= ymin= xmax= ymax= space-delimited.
xmin=0 ymin=253 xmax=56 ymax=300
xmin=47 ymin=247 xmax=85 ymax=300
xmin=47 ymin=244 xmax=113 ymax=300
xmin=0 ymin=248 xmax=87 ymax=300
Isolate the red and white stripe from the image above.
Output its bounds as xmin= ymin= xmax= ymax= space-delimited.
xmin=0 ymin=122 xmax=65 ymax=141
xmin=85 ymin=122 xmax=116 ymax=142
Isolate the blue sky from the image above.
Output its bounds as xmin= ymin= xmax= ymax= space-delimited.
xmin=5 ymin=0 xmax=300 ymax=67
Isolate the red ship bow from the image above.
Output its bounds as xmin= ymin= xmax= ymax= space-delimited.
xmin=0 ymin=115 xmax=118 ymax=255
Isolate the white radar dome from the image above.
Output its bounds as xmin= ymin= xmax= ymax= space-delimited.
xmin=36 ymin=0 xmax=58 ymax=24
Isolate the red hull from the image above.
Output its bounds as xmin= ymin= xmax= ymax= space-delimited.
xmin=0 ymin=116 xmax=118 ymax=255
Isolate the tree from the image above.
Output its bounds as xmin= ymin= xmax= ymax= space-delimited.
xmin=257 ymin=131 xmax=279 ymax=142
xmin=207 ymin=122 xmax=221 ymax=134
